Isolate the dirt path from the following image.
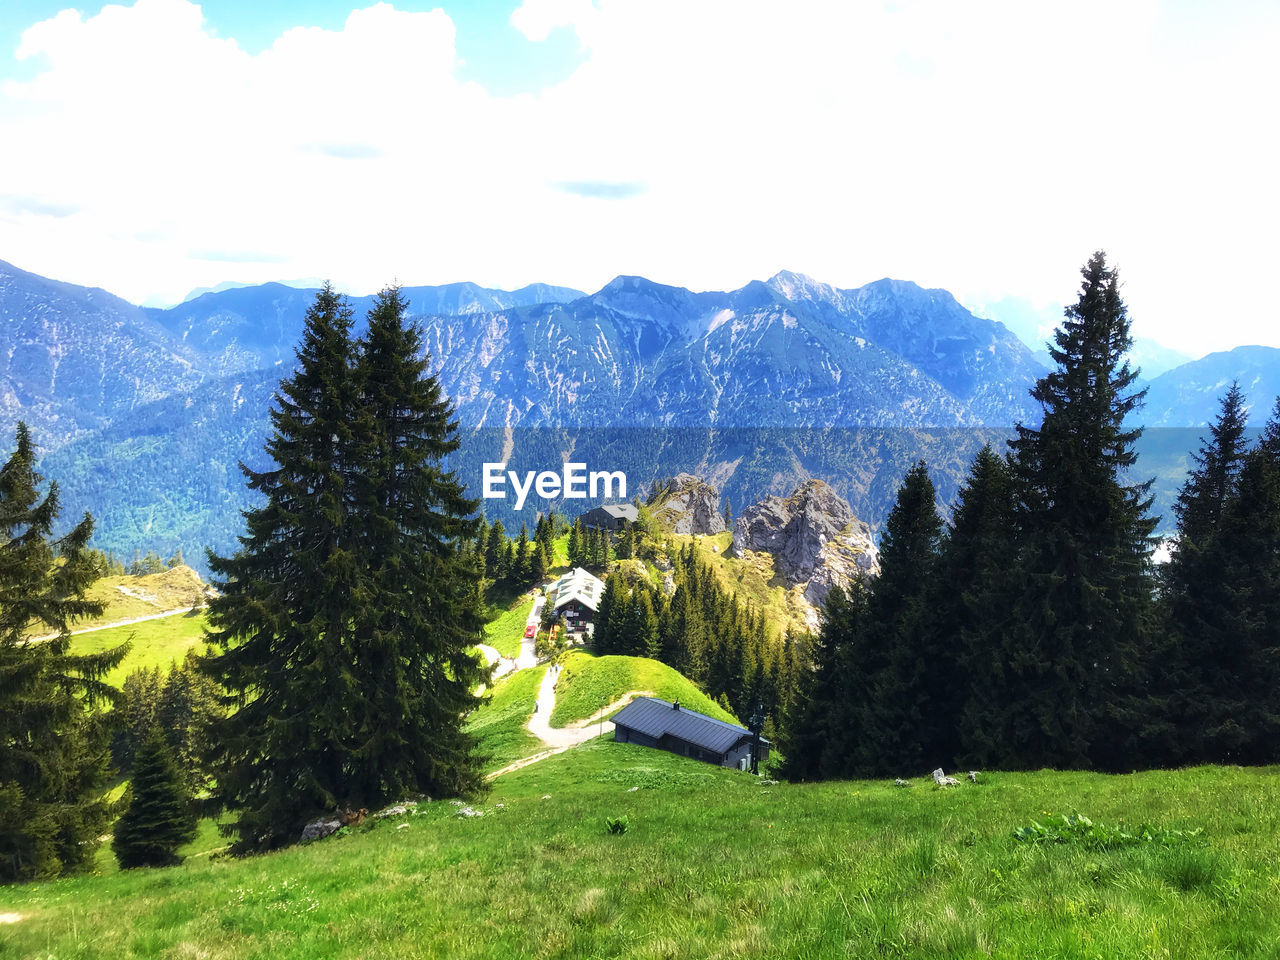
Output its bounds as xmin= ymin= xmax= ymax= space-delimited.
xmin=26 ymin=606 xmax=198 ymax=643
xmin=485 ymin=671 xmax=654 ymax=779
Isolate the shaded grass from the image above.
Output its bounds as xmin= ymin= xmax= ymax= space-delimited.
xmin=67 ymin=610 xmax=211 ymax=686
xmin=549 ymin=650 xmax=738 ymax=728
xmin=4 ymin=752 xmax=1279 ymax=959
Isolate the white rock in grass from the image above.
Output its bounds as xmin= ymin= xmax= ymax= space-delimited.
xmin=931 ymin=768 xmax=960 ymax=787
xmin=968 ymin=771 xmax=979 ymax=783
xmin=894 ymin=779 xmax=910 ymax=788
xmin=541 ymin=794 xmax=552 ymax=800
xmin=627 ymin=786 xmax=639 ymax=792
xmin=396 ymin=823 xmax=409 ymax=830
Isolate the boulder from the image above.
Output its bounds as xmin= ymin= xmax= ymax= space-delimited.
xmin=299 ymin=816 xmax=342 ymax=843
xmin=732 ymin=479 xmax=878 ymax=612
xmin=648 ymin=473 xmax=726 ymax=535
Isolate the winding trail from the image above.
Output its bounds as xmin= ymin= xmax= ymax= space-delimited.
xmin=26 ymin=606 xmax=198 ymax=643
xmin=485 ymin=664 xmax=655 ymax=779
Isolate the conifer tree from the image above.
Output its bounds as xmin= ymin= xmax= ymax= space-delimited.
xmin=1154 ymin=385 xmax=1255 ymax=764
xmin=939 ymin=446 xmax=1021 ymax=768
xmin=201 ymin=284 xmax=365 ymax=850
xmin=567 ymin=519 xmax=583 ymax=568
xmin=0 ymin=423 xmax=125 ymax=881
xmin=781 ymin=584 xmax=866 ymax=781
xmin=1004 ymin=252 xmax=1158 ymax=770
xmin=1172 ymin=381 xmax=1249 ymax=546
xmin=113 ymin=727 xmax=197 ymax=869
xmin=514 ymin=525 xmax=532 ymax=584
xmin=633 ymin=589 xmax=660 ymax=659
xmin=852 ymin=462 xmax=943 ymax=775
xmin=529 ymin=541 xmax=548 ymax=586
xmin=486 ymin=519 xmax=507 ymax=582
xmin=593 ymin=574 xmax=623 ymax=654
xmin=345 ymin=285 xmax=488 ymax=809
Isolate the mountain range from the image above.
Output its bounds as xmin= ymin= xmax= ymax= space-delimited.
xmin=3 ymin=257 xmax=1278 ymax=568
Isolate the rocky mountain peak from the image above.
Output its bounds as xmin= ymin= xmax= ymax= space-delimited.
xmin=732 ymin=479 xmax=878 ymax=620
xmin=647 ymin=473 xmax=726 ymax=535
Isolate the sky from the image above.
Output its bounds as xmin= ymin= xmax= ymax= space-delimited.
xmin=0 ymin=0 xmax=1277 ymax=358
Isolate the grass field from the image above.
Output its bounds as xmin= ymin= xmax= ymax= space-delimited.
xmin=67 ymin=610 xmax=211 ymax=685
xmin=467 ymin=665 xmax=547 ymax=772
xmin=482 ymin=595 xmax=535 ymax=660
xmin=27 ymin=566 xmax=208 ymax=637
xmin=548 ymin=650 xmax=738 ymax=728
xmin=3 ymin=745 xmax=1278 ymax=959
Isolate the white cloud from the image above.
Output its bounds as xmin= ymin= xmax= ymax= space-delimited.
xmin=0 ymin=0 xmax=1277 ymax=357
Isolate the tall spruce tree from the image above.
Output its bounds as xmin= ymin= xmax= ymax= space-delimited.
xmin=0 ymin=423 xmax=126 ymax=881
xmin=1172 ymin=381 xmax=1249 ymax=546
xmin=940 ymin=447 xmax=1021 ymax=768
xmin=113 ymin=727 xmax=197 ymax=869
xmin=1004 ymin=252 xmax=1158 ymax=771
xmin=853 ymin=462 xmax=944 ymax=775
xmin=780 ymin=583 xmax=867 ymax=781
xmin=201 ymin=283 xmax=366 ymax=850
xmin=346 ymin=285 xmax=488 ymax=807
xmin=1154 ymin=384 xmax=1255 ymax=764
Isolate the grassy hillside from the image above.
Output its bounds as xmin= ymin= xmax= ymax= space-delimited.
xmin=3 ymin=746 xmax=1278 ymax=958
xmin=482 ymin=595 xmax=534 ymax=659
xmin=669 ymin=531 xmax=814 ymax=638
xmin=467 ymin=665 xmax=547 ymax=772
xmin=549 ymin=650 xmax=738 ymax=728
xmin=25 ymin=565 xmax=209 ymax=638
xmin=67 ymin=610 xmax=211 ymax=685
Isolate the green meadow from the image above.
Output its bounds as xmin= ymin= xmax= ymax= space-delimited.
xmin=67 ymin=611 xmax=211 ymax=686
xmin=549 ymin=651 xmax=737 ymax=727
xmin=3 ymin=740 xmax=1277 ymax=959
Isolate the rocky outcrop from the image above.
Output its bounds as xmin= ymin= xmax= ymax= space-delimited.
xmin=648 ymin=473 xmax=726 ymax=535
xmin=732 ymin=479 xmax=878 ymax=613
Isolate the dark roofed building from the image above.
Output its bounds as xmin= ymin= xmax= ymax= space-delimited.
xmin=580 ymin=503 xmax=639 ymax=531
xmin=611 ymin=697 xmax=769 ymax=770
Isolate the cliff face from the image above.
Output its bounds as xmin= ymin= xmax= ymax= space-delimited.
xmin=732 ymin=479 xmax=879 ymax=615
xmin=648 ymin=473 xmax=726 ymax=536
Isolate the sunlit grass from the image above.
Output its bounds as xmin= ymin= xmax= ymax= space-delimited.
xmin=3 ymin=747 xmax=1278 ymax=959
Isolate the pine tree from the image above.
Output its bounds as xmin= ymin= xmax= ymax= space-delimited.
xmin=941 ymin=446 xmax=1021 ymax=768
xmin=781 ymin=584 xmax=866 ymax=781
xmin=634 ymin=589 xmax=660 ymax=660
xmin=200 ymin=284 xmax=364 ymax=850
xmin=486 ymin=519 xmax=507 ymax=582
xmin=514 ymin=525 xmax=532 ymax=584
xmin=1154 ymin=385 xmax=1255 ymax=764
xmin=0 ymin=423 xmax=126 ymax=881
xmin=529 ymin=541 xmax=548 ymax=586
xmin=1004 ymin=252 xmax=1159 ymax=771
xmin=567 ymin=519 xmax=583 ymax=568
xmin=113 ymin=727 xmax=197 ymax=869
xmin=1172 ymin=381 xmax=1249 ymax=546
xmin=167 ymin=547 xmax=185 ymax=569
xmin=344 ymin=284 xmax=489 ymax=810
xmin=853 ymin=462 xmax=943 ymax=775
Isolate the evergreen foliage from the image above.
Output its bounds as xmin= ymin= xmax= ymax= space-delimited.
xmin=1002 ymin=252 xmax=1158 ymax=770
xmin=113 ymin=727 xmax=197 ymax=869
xmin=201 ymin=285 xmax=487 ymax=852
xmin=0 ymin=423 xmax=126 ymax=881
